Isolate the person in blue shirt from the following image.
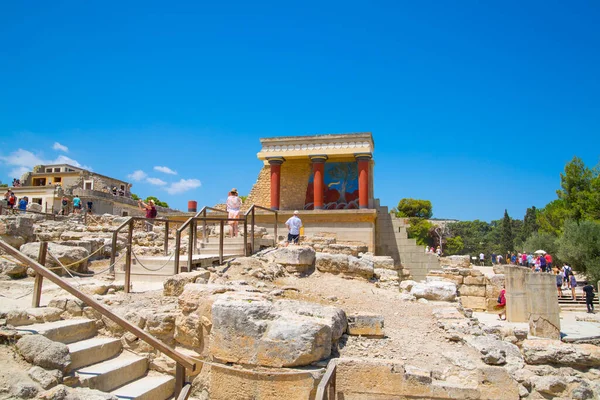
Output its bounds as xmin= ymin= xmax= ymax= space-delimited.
xmin=539 ymin=254 xmax=547 ymax=272
xmin=73 ymin=195 xmax=82 ymax=214
xmin=18 ymin=196 xmax=28 ymax=213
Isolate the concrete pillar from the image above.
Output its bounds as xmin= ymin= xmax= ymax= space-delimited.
xmin=505 ymin=266 xmax=529 ymax=322
xmin=267 ymin=157 xmax=285 ymax=210
xmin=309 ymin=155 xmax=327 ymax=210
xmin=526 ymin=272 xmax=561 ymax=339
xmin=355 ymin=153 xmax=372 ymax=209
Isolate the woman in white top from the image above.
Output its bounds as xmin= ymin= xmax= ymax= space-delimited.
xmin=226 ymin=188 xmax=242 ymax=238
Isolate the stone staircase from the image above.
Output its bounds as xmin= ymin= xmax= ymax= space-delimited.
xmin=375 ymin=200 xmax=439 ymax=281
xmin=16 ymin=318 xmax=175 ymax=399
xmin=558 ymin=290 xmax=599 ymax=312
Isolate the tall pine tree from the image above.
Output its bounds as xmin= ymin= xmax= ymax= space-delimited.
xmin=501 ymin=209 xmax=514 ymax=254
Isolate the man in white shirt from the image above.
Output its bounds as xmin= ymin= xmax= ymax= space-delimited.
xmin=479 ymin=252 xmax=485 ymax=266
xmin=285 ymin=210 xmax=302 ymax=246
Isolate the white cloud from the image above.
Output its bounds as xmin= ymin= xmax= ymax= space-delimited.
xmin=146 ymin=177 xmax=167 ymax=186
xmin=154 ymin=166 xmax=177 ymax=175
xmin=127 ymin=170 xmax=147 ymax=181
xmin=165 ymin=178 xmax=201 ymax=194
xmin=0 ymin=148 xmax=92 ymax=178
xmin=52 ymin=142 xmax=69 ymax=152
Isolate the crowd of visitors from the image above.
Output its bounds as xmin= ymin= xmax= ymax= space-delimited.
xmin=425 ymin=246 xmax=442 ymax=256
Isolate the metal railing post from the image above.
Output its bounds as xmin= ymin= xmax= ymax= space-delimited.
xmin=174 ymin=231 xmax=181 ymax=275
xmin=164 ymin=221 xmax=169 ymax=256
xmin=274 ymin=212 xmax=278 ymax=243
xmin=187 ymin=221 xmax=193 ymax=272
xmin=219 ymin=220 xmax=224 ymax=265
xmin=125 ymin=219 xmax=133 ymax=293
xmin=33 ymin=241 xmax=48 ymax=307
xmin=251 ymin=207 xmax=255 ymax=254
xmin=175 ymin=363 xmax=185 ymax=399
xmin=243 ymin=214 xmax=248 ymax=257
xmin=203 ymin=209 xmax=207 ymax=243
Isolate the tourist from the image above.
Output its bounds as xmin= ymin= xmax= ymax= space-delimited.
xmin=497 ymin=254 xmax=503 ymax=264
xmin=7 ymin=192 xmax=16 ymax=209
xmin=539 ymin=254 xmax=547 ymax=272
xmin=563 ymin=263 xmax=572 ymax=289
xmin=73 ymin=195 xmax=82 ymax=214
xmin=511 ymin=253 xmax=517 ymax=265
xmin=18 ymin=196 xmax=28 ymax=213
xmin=534 ymin=256 xmax=541 ymax=272
xmin=582 ymin=282 xmax=595 ymax=313
xmin=555 ymin=269 xmax=563 ymax=297
xmin=285 ymin=210 xmax=302 ymax=246
xmin=226 ymin=188 xmax=242 ymax=238
xmin=497 ymin=286 xmax=506 ymax=321
xmin=491 ymin=253 xmax=497 ymax=265
xmin=570 ymin=273 xmax=578 ymax=301
xmin=138 ymin=199 xmax=157 ymax=232
xmin=425 ymin=246 xmax=429 ymax=253
xmin=545 ymin=253 xmax=553 ymax=271
xmin=521 ymin=252 xmax=527 ymax=266
xmin=86 ymin=201 xmax=93 ymax=214
xmin=527 ymin=253 xmax=533 ymax=268
xmin=436 ymin=246 xmax=441 ymax=256
xmin=3 ymin=189 xmax=10 ymax=202
xmin=61 ymin=196 xmax=69 ymax=215
xmin=479 ymin=252 xmax=485 ymax=266
xmin=112 ymin=186 xmax=118 ymax=195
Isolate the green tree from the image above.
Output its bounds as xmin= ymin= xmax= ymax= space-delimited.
xmin=447 ymin=220 xmax=492 ymax=255
xmin=500 ymin=209 xmax=514 ymax=253
xmin=406 ymin=218 xmax=434 ymax=246
xmin=395 ymin=198 xmax=433 ymax=219
xmin=557 ymin=219 xmax=600 ymax=285
xmin=522 ymin=232 xmax=559 ymax=259
xmin=445 ymin=236 xmax=464 ymax=255
xmin=520 ymin=206 xmax=539 ymax=242
xmin=537 ymin=200 xmax=569 ymax=236
xmin=146 ymin=196 xmax=169 ymax=208
xmin=0 ymin=181 xmax=7 ymax=188
xmin=131 ymin=193 xmax=140 ymax=201
xmin=556 ymin=156 xmax=599 ymax=221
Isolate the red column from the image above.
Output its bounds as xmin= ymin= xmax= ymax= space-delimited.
xmin=268 ymin=158 xmax=284 ymax=210
xmin=310 ymin=155 xmax=327 ymax=210
xmin=355 ymin=154 xmax=372 ymax=209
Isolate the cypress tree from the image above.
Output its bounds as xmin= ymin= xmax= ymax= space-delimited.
xmin=501 ymin=209 xmax=514 ymax=254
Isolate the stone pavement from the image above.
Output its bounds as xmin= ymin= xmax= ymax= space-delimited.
xmin=474 ymin=310 xmax=600 ymax=341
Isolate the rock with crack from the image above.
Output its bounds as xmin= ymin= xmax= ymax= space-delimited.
xmin=410 ymin=281 xmax=457 ymax=302
xmin=465 ymin=336 xmax=522 ymax=367
xmin=28 ymin=366 xmax=62 ymax=390
xmin=347 ymin=313 xmax=384 ymax=337
xmin=209 ymin=292 xmax=346 ymax=367
xmin=163 ymin=270 xmax=212 ymax=296
xmin=0 ymin=215 xmax=35 ymax=248
xmin=522 ymin=339 xmax=600 ymax=367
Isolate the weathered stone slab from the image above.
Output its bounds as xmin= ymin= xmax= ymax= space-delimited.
xmin=347 ymin=313 xmax=384 ymax=337
xmin=410 ymin=281 xmax=457 ymax=302
xmin=459 ymin=285 xmax=486 ymax=297
xmin=460 ymin=296 xmax=486 ymax=310
xmin=163 ymin=271 xmax=211 ymax=296
xmin=522 ymin=339 xmax=600 ymax=367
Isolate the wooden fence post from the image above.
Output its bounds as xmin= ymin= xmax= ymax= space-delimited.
xmin=174 ymin=231 xmax=181 ymax=275
xmin=219 ymin=220 xmax=224 ymax=265
xmin=251 ymin=208 xmax=255 ymax=254
xmin=125 ymin=219 xmax=133 ymax=293
xmin=32 ymin=241 xmax=48 ymax=307
xmin=164 ymin=221 xmax=169 ymax=256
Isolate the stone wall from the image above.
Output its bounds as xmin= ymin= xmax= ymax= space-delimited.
xmin=245 ymin=165 xmax=270 ymax=209
xmin=280 ymin=159 xmax=311 ymax=211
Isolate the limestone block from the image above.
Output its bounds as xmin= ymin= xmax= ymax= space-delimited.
xmin=20 ymin=242 xmax=89 ymax=274
xmin=163 ymin=271 xmax=212 ymax=296
xmin=322 ymin=243 xmax=368 ymax=257
xmin=16 ymin=335 xmax=71 ymax=372
xmin=373 ymin=268 xmax=399 ymax=282
xmin=0 ymin=259 xmax=28 ymax=279
xmin=6 ymin=307 xmax=63 ymax=326
xmin=466 ymin=336 xmax=522 ymax=366
xmin=209 ymin=292 xmax=345 ymax=367
xmin=410 ymin=281 xmax=457 ymax=302
xmin=315 ymin=253 xmax=374 ymax=279
xmin=459 ymin=285 xmax=486 ymax=297
xmin=0 ymin=216 xmax=34 ymax=248
xmin=265 ymin=246 xmax=316 ymax=274
xmin=522 ymin=339 xmax=600 ymax=367
xmin=28 ymin=366 xmax=62 ymax=390
xmin=460 ymin=296 xmax=487 ymax=310
xmin=486 ymin=274 xmax=505 ymax=298
xmin=359 ymin=253 xmax=396 ymax=270
xmin=399 ymin=280 xmax=416 ymax=292
xmin=426 ymin=273 xmax=463 ymax=285
xmin=486 ymin=298 xmax=501 ymax=312
xmin=439 ymin=255 xmax=471 ymax=268
xmin=478 ymin=366 xmax=520 ymax=400
xmin=347 ymin=313 xmax=384 ymax=337
xmin=464 ymin=276 xmax=485 ymax=285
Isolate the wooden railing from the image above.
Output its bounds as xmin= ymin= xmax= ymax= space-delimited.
xmin=315 ymin=359 xmax=337 ymax=400
xmin=0 ymin=239 xmax=198 ymax=398
xmin=243 ymin=205 xmax=278 ymax=255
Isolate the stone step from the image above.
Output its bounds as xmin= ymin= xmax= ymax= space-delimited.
xmin=16 ymin=318 xmax=97 ymax=344
xmin=111 ymin=374 xmax=175 ymax=400
xmin=67 ymin=337 xmax=123 ymax=371
xmin=77 ymin=350 xmax=147 ymax=392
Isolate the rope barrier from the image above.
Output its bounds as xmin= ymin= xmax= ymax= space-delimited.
xmin=0 ymin=253 xmax=28 ymax=267
xmin=131 ymin=248 xmax=177 ymax=271
xmin=47 ymin=249 xmax=82 ymax=285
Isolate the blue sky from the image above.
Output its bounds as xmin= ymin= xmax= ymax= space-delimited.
xmin=1 ymin=1 xmax=598 ymax=221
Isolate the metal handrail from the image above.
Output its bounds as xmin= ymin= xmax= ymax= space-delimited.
xmin=0 ymin=239 xmax=198 ymax=398
xmin=316 ymin=359 xmax=337 ymax=400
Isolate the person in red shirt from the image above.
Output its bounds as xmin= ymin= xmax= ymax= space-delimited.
xmin=521 ymin=253 xmax=527 ymax=266
xmin=496 ymin=287 xmax=507 ymax=320
xmin=545 ymin=253 xmax=553 ymax=271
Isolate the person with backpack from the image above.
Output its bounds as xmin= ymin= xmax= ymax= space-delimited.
xmin=138 ymin=199 xmax=157 ymax=232
xmin=18 ymin=196 xmax=28 ymax=213
xmin=562 ymin=263 xmax=572 ymax=289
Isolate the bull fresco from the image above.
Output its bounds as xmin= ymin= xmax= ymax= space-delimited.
xmin=304 ymin=162 xmax=359 ymax=209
